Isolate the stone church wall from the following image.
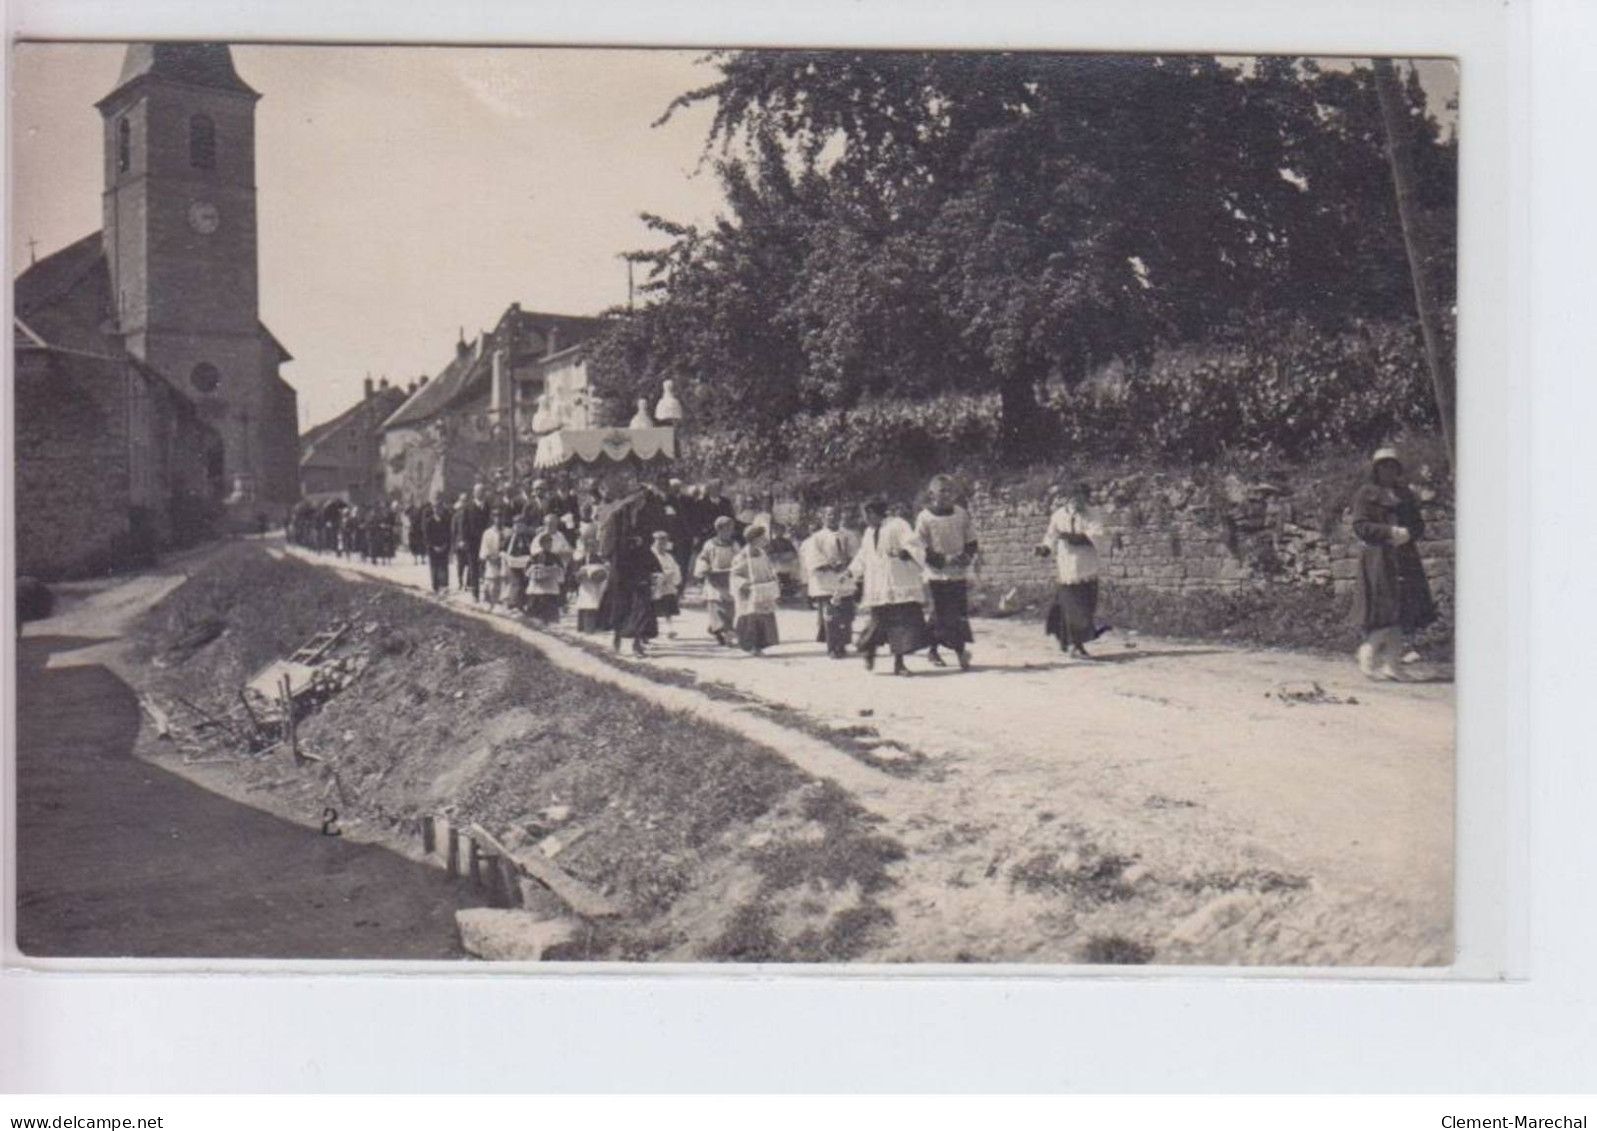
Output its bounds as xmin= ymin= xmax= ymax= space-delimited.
xmin=13 ymin=351 xmax=133 ymax=579
xmin=14 ymin=349 xmax=224 ymax=579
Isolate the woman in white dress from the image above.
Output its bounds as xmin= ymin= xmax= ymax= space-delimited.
xmin=1036 ymin=483 xmax=1108 ymax=658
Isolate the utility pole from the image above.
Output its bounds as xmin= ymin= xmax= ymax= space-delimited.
xmin=26 ymin=236 xmax=39 ymax=265
xmin=1373 ymin=57 xmax=1455 ymax=469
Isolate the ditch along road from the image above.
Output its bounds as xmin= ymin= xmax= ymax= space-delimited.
xmin=13 ymin=548 xmax=482 ymax=960
xmin=287 ymin=541 xmax=1455 ymax=966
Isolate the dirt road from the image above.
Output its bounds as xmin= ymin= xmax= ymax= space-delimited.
xmin=293 ymin=546 xmax=1454 ymax=966
xmin=14 ymin=557 xmax=482 ymax=960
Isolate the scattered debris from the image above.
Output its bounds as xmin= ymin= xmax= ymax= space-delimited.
xmin=1268 ymin=681 xmax=1359 ymax=706
xmin=537 ymin=826 xmax=590 ymax=859
xmin=138 ymin=695 xmax=172 ymax=740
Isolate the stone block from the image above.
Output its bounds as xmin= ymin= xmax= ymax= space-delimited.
xmin=455 ymin=908 xmax=577 ymax=961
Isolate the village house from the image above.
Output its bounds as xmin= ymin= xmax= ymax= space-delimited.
xmin=380 ymin=303 xmax=602 ymax=504
xmin=298 ymin=377 xmax=409 ymax=506
xmin=13 ymin=43 xmax=299 ymax=577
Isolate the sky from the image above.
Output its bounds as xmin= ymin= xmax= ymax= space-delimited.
xmin=10 ymin=44 xmax=1457 ymax=431
xmin=10 ymin=44 xmax=726 ymax=429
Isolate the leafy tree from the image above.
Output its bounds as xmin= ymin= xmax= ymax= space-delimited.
xmin=590 ymin=50 xmax=1456 ymax=462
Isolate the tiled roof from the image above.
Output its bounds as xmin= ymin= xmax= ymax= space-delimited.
xmin=381 ymin=308 xmax=605 ymax=432
xmin=381 ymin=337 xmax=488 ymax=431
xmin=301 ymin=386 xmax=407 ymax=462
xmin=14 ymin=232 xmax=105 ymax=319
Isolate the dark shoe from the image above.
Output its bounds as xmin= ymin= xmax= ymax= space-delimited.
xmin=863 ymin=651 xmax=876 ymax=671
xmin=893 ymin=657 xmax=911 ymax=676
xmin=632 ymin=640 xmax=647 ymax=657
xmin=927 ymin=649 xmax=948 ymax=668
xmin=957 ymin=648 xmax=972 ymax=671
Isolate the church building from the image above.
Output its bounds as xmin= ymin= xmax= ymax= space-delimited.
xmin=13 ymin=43 xmax=300 ymax=577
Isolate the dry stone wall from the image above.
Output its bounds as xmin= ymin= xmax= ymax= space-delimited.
xmin=962 ymin=470 xmax=1454 ymax=637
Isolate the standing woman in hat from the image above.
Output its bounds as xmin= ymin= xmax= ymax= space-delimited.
xmin=1350 ymin=448 xmax=1437 ymax=680
xmin=1037 ymin=483 xmax=1108 ymax=658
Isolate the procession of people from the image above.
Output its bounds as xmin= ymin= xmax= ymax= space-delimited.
xmin=286 ymin=448 xmax=1436 ymax=681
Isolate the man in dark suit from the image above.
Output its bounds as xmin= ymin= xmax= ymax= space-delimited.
xmin=461 ymin=482 xmax=491 ymax=601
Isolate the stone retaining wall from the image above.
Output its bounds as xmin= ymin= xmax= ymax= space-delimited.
xmin=962 ymin=471 xmax=1454 ymax=636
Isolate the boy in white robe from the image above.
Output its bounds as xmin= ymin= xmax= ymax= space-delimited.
xmin=847 ymin=499 xmax=929 ymax=675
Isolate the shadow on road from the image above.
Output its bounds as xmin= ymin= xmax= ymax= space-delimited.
xmin=14 ymin=635 xmax=480 ymax=961
xmin=1070 ymin=648 xmax=1230 ymax=665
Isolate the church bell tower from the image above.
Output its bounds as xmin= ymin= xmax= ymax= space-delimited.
xmin=96 ymin=43 xmax=287 ymax=500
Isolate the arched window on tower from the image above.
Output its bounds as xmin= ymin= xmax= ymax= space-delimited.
xmin=188 ymin=114 xmax=216 ymax=170
xmin=117 ymin=118 xmax=131 ymax=173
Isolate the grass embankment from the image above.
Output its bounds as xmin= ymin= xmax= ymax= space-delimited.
xmin=132 ymin=542 xmax=905 ymax=961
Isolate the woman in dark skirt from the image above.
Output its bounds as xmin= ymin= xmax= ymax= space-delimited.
xmin=613 ymin=534 xmax=661 ymax=657
xmin=1037 ymin=484 xmax=1108 ymax=658
xmin=1350 ymin=447 xmax=1437 ymax=680
xmin=914 ymin=474 xmax=979 ymax=670
xmin=407 ymin=504 xmax=428 ymax=564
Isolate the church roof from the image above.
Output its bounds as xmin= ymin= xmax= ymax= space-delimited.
xmin=98 ymin=43 xmax=259 ymax=108
xmin=13 ymin=232 xmax=106 ymax=322
xmin=14 ymin=229 xmax=293 ymax=379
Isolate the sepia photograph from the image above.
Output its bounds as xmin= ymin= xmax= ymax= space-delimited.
xmin=10 ymin=40 xmax=1458 ymax=967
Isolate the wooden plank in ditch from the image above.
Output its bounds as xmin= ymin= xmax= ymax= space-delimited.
xmin=469 ymin=823 xmax=619 ymax=920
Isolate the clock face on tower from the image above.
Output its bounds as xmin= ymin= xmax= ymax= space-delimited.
xmin=187 ymin=200 xmax=220 ymax=235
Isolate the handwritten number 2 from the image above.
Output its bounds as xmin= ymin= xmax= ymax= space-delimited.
xmin=321 ymin=807 xmax=342 ymax=837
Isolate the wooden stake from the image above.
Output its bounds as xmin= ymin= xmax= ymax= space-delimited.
xmin=236 ymin=689 xmax=264 ymax=742
xmin=1373 ymin=57 xmax=1455 ymax=468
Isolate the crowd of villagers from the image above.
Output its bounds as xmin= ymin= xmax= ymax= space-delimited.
xmin=288 ymin=446 xmax=1436 ymax=680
